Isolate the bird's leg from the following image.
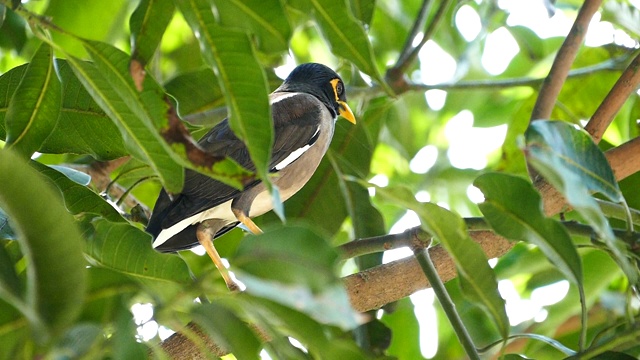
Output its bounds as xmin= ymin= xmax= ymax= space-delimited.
xmin=196 ymin=220 xmax=240 ymax=291
xmin=232 ymin=208 xmax=264 ymax=235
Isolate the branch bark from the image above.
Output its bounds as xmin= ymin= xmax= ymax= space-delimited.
xmin=344 ymin=139 xmax=640 ymax=312
xmin=585 ymin=51 xmax=640 ymax=144
xmin=530 ymin=0 xmax=603 ymax=121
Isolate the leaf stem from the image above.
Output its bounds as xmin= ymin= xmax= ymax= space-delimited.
xmin=568 ymin=325 xmax=640 ymax=359
xmin=414 ymin=248 xmax=480 ymax=360
xmin=477 ymin=333 xmax=576 ymax=356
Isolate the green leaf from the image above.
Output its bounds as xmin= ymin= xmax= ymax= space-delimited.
xmin=375 ymin=186 xmax=510 ymax=339
xmin=44 ymin=0 xmax=130 ymax=58
xmin=5 ymin=43 xmax=61 ymax=158
xmin=191 ymin=301 xmax=262 ymax=359
xmin=350 ymin=0 xmax=376 ymax=26
xmin=235 ymin=295 xmax=332 ymax=356
xmin=31 ymin=162 xmax=124 ymax=222
xmin=80 ymin=267 xmax=138 ymax=324
xmin=0 ymin=240 xmax=22 ymax=303
xmin=475 ymin=173 xmax=582 ymax=286
xmin=164 ymin=67 xmax=224 ymax=119
xmin=42 ymin=59 xmax=127 ymax=160
xmin=1 ymin=59 xmax=128 ymax=159
xmin=524 ymin=120 xmax=635 ymax=283
xmin=0 ymin=64 xmax=27 ymax=140
xmin=234 ymin=224 xmax=339 ymax=291
xmin=526 ymin=120 xmax=622 ymax=202
xmin=0 ymin=149 xmax=86 ymax=342
xmin=0 ymin=7 xmax=27 ymax=53
xmin=176 ymin=0 xmax=273 ymax=189
xmin=63 ymin=52 xmax=185 ymax=193
xmin=238 ymin=273 xmax=359 ymax=330
xmin=54 ymin=323 xmax=103 ymax=359
xmin=382 ymin=298 xmax=423 ymax=360
xmin=48 ymin=165 xmax=91 ymax=186
xmin=212 ymin=0 xmax=291 ymax=53
xmin=130 ymin=0 xmax=175 ymax=66
xmin=85 ymin=219 xmax=191 ymax=284
xmin=311 ymin=0 xmax=383 ymax=85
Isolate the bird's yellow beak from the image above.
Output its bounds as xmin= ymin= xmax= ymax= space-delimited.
xmin=338 ymin=101 xmax=356 ymax=124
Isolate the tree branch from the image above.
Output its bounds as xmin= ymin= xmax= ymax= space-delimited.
xmin=585 ymin=51 xmax=640 ymax=144
xmin=344 ymin=139 xmax=640 ymax=312
xmin=530 ymin=0 xmax=603 ymax=121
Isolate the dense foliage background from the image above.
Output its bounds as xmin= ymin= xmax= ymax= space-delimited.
xmin=1 ymin=0 xmax=640 ymax=358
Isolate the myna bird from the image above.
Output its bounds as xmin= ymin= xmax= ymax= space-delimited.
xmin=146 ymin=63 xmax=356 ymax=290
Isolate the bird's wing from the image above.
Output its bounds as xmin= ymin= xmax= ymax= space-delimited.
xmin=146 ymin=92 xmax=326 ymax=236
xmin=268 ymin=92 xmax=326 ymax=170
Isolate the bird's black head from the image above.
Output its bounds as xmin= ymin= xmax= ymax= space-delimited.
xmin=276 ymin=63 xmax=356 ymax=124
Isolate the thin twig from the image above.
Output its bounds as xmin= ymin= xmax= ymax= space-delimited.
xmin=350 ymin=57 xmax=626 ymax=100
xmin=395 ymin=0 xmax=434 ymax=68
xmin=530 ymin=0 xmax=603 ymax=121
xmin=414 ymin=248 xmax=481 ymax=360
xmin=386 ymin=0 xmax=453 ymax=92
xmin=585 ymin=50 xmax=640 ymax=144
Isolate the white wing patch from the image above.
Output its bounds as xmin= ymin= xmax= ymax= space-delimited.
xmin=274 ymin=127 xmax=320 ymax=171
xmin=152 ymin=200 xmax=234 ymax=248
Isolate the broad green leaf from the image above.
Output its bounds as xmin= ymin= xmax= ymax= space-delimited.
xmin=64 ymin=53 xmax=185 ymax=193
xmin=192 ymin=301 xmax=262 ymax=359
xmin=0 ymin=64 xmax=27 ymax=139
xmin=526 ymin=120 xmax=622 ymax=202
xmin=54 ymin=323 xmax=103 ymax=359
xmin=44 ymin=0 xmax=129 ymax=58
xmin=85 ymin=219 xmax=191 ymax=284
xmin=234 ymin=295 xmax=331 ymax=356
xmin=79 ymin=268 xmax=138 ymax=325
xmin=1 ymin=60 xmax=128 ymax=159
xmin=0 ymin=149 xmax=86 ymax=341
xmin=130 ymin=0 xmax=175 ymax=66
xmin=176 ymin=0 xmax=273 ymax=189
xmin=525 ymin=120 xmax=635 ymax=283
xmin=382 ymin=298 xmax=423 ymax=360
xmin=112 ymin=303 xmax=147 ymax=359
xmin=0 ymin=7 xmax=27 ymax=54
xmin=474 ymin=173 xmax=582 ymax=286
xmin=374 ymin=186 xmax=510 ymax=339
xmin=329 ymin=152 xmax=384 ymax=270
xmin=238 ymin=273 xmax=359 ymax=330
xmin=0 ymin=240 xmax=21 ymax=304
xmin=5 ymin=43 xmax=61 ymax=157
xmin=164 ymin=67 xmax=224 ymax=119
xmin=48 ymin=165 xmax=91 ymax=185
xmin=31 ymin=162 xmax=124 ymax=222
xmin=311 ymin=0 xmax=384 ymax=85
xmin=212 ymin=0 xmax=291 ymax=53
xmin=350 ymin=0 xmax=376 ymax=26
xmin=42 ymin=59 xmax=127 ymax=160
xmin=233 ymin=224 xmax=340 ymax=291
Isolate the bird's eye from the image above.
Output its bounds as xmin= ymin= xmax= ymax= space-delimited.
xmin=336 ymin=82 xmax=344 ymax=96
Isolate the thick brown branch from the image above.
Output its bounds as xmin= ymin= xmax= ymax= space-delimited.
xmin=530 ymin=0 xmax=603 ymax=121
xmin=585 ymin=52 xmax=640 ymax=144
